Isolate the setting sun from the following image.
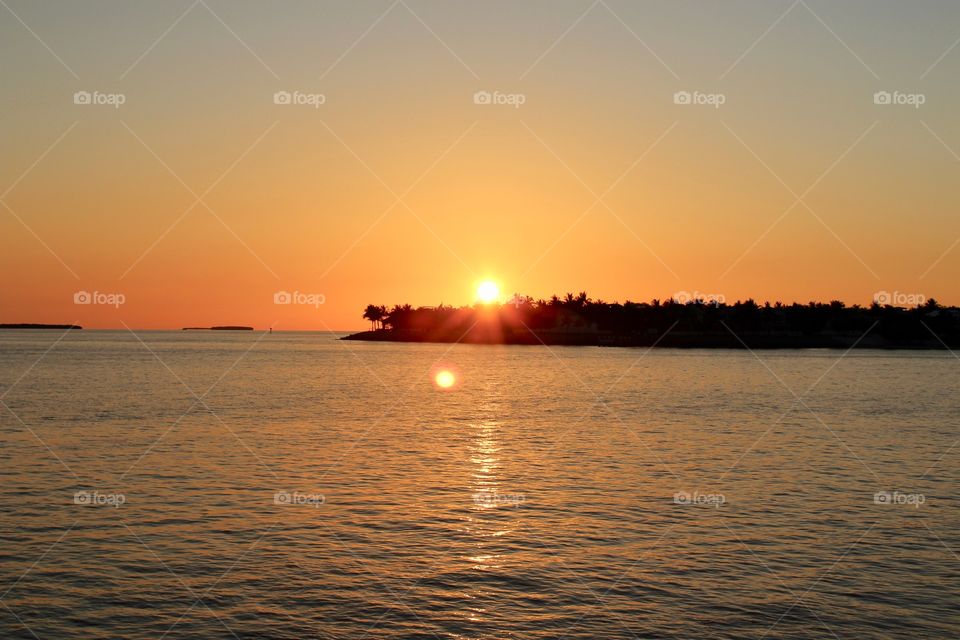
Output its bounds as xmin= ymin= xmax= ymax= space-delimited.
xmin=476 ymin=281 xmax=501 ymax=304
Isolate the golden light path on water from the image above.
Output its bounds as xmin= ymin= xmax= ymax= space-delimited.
xmin=464 ymin=415 xmax=504 ymax=625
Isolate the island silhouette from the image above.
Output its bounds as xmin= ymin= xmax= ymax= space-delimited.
xmin=343 ymin=294 xmax=960 ymax=349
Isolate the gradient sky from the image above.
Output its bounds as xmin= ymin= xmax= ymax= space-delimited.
xmin=2 ymin=0 xmax=959 ymax=330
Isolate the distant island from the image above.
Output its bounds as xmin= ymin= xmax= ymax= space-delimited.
xmin=0 ymin=324 xmax=82 ymax=330
xmin=343 ymin=295 xmax=960 ymax=349
xmin=182 ymin=326 xmax=254 ymax=331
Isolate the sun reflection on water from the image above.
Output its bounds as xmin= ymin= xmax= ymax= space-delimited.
xmin=466 ymin=416 xmax=516 ymax=577
xmin=470 ymin=419 xmax=501 ymax=483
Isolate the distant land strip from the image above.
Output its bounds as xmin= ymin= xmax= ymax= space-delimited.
xmin=182 ymin=326 xmax=254 ymax=331
xmin=0 ymin=324 xmax=82 ymax=330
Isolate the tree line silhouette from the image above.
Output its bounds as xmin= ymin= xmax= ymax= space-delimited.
xmin=354 ymin=294 xmax=960 ymax=348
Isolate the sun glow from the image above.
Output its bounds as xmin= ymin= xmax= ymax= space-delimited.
xmin=476 ymin=280 xmax=501 ymax=304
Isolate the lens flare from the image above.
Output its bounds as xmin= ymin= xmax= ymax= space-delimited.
xmin=435 ymin=370 xmax=456 ymax=389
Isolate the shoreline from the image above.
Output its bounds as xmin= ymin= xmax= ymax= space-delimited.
xmin=342 ymin=328 xmax=956 ymax=350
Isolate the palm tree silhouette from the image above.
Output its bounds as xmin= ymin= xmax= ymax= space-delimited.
xmin=363 ymin=304 xmax=386 ymax=330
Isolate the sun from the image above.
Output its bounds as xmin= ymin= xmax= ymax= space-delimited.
xmin=476 ymin=280 xmax=500 ymax=304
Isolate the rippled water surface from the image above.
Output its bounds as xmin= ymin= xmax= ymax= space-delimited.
xmin=1 ymin=330 xmax=958 ymax=639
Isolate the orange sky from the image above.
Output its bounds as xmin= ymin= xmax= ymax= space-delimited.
xmin=2 ymin=1 xmax=959 ymax=329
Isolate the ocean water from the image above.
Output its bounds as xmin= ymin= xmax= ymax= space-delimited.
xmin=0 ymin=330 xmax=958 ymax=639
